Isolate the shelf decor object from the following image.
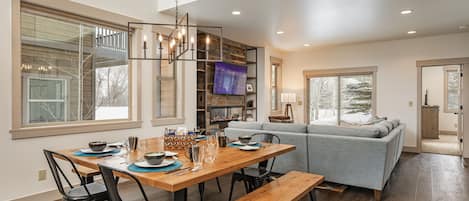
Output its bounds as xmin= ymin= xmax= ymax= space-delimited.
xmin=281 ymin=93 xmax=297 ymax=122
xmin=127 ymin=0 xmax=223 ymax=63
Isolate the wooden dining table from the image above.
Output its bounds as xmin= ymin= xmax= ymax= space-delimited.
xmin=56 ymin=137 xmax=296 ymax=201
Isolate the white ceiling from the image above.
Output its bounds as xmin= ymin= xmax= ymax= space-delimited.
xmin=162 ymin=0 xmax=469 ymax=51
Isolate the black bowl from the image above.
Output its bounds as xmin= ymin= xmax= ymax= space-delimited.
xmin=144 ymin=152 xmax=166 ymax=165
xmin=238 ymin=136 xmax=252 ymax=144
xmin=89 ymin=141 xmax=107 ymax=152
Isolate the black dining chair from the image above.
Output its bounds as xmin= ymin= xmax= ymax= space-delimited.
xmin=98 ymin=163 xmax=149 ymax=201
xmin=228 ymin=133 xmax=281 ymax=201
xmin=43 ymin=150 xmax=108 ymax=201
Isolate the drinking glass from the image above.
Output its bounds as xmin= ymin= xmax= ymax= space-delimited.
xmin=119 ymin=140 xmax=130 ymax=162
xmin=192 ymin=144 xmax=204 ymax=170
xmin=138 ymin=139 xmax=147 ymax=153
xmin=207 ymin=134 xmax=218 ymax=146
xmin=204 ymin=143 xmax=217 ymax=163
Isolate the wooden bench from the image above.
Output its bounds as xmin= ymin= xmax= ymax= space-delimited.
xmin=72 ymin=166 xmax=101 ymax=184
xmin=237 ymin=171 xmax=324 ymax=201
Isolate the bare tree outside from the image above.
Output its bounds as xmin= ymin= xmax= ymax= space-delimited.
xmin=309 ymin=74 xmax=373 ymax=125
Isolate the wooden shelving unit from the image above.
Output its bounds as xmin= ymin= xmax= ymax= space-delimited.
xmin=196 ymin=30 xmax=258 ymax=131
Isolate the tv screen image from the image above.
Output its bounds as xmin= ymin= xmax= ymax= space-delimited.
xmin=213 ymin=62 xmax=247 ymax=95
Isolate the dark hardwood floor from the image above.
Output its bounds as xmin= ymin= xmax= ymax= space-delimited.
xmin=120 ymin=153 xmax=469 ymax=201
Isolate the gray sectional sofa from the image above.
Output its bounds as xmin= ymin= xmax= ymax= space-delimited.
xmin=224 ymin=121 xmax=405 ymax=195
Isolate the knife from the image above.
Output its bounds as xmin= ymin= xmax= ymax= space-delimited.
xmin=166 ymin=167 xmax=191 ymax=174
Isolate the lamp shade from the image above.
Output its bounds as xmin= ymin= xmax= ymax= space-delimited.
xmin=280 ymin=93 xmax=297 ymax=103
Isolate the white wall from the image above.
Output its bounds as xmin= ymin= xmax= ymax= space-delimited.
xmin=257 ymin=46 xmax=285 ymax=122
xmin=282 ymin=33 xmax=469 ymax=148
xmin=422 ymin=66 xmax=458 ymax=133
xmin=0 ymin=1 xmax=196 ymax=200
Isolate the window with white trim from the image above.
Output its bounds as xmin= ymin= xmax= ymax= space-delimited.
xmin=26 ymin=77 xmax=67 ymax=123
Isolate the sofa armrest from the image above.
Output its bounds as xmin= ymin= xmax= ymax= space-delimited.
xmin=307 ymin=130 xmax=401 ymax=190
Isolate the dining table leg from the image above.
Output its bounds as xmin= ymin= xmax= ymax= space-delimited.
xmin=172 ymin=188 xmax=188 ymax=201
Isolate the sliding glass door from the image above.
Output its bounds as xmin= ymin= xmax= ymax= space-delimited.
xmin=309 ymin=77 xmax=339 ymax=125
xmin=309 ymin=73 xmax=374 ymax=125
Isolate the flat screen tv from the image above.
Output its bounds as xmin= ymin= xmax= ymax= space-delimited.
xmin=213 ymin=62 xmax=247 ymax=95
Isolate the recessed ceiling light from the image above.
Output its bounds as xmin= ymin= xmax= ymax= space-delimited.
xmin=303 ymin=44 xmax=310 ymax=47
xmin=276 ymin=31 xmax=284 ymax=35
xmin=459 ymin=25 xmax=468 ymax=30
xmin=407 ymin=30 xmax=417 ymax=34
xmin=400 ymin=9 xmax=413 ymax=15
xmin=232 ymin=11 xmax=241 ymax=15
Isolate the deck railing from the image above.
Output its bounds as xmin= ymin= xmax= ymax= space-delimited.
xmin=96 ymin=27 xmax=127 ymax=52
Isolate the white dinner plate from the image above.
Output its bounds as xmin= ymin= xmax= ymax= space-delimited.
xmin=79 ymin=147 xmax=116 ymax=154
xmin=164 ymin=151 xmax=178 ymax=157
xmin=108 ymin=142 xmax=124 ymax=148
xmin=134 ymin=159 xmax=176 ymax=168
xmin=239 ymin=145 xmax=260 ymax=151
xmin=232 ymin=141 xmax=258 ymax=146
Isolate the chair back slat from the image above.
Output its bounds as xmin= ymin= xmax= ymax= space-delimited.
xmin=250 ymin=133 xmax=280 ymax=174
xmin=43 ymin=150 xmax=91 ymax=198
xmin=44 ymin=150 xmax=68 ymax=195
xmin=99 ymin=164 xmax=149 ymax=201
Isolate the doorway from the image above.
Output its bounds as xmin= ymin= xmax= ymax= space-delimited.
xmin=417 ymin=58 xmax=469 ymax=157
xmin=421 ymin=65 xmax=461 ymax=155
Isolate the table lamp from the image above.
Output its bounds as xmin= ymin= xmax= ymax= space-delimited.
xmin=280 ymin=93 xmax=297 ymax=122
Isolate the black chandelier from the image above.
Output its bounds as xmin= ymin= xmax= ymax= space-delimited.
xmin=127 ymin=0 xmax=223 ymax=64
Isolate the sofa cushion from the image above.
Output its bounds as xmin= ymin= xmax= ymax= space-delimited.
xmin=375 ymin=121 xmax=392 ymax=132
xmin=307 ymin=124 xmax=381 ymax=138
xmin=262 ymin=123 xmax=307 ymax=133
xmin=228 ymin=121 xmax=262 ymax=130
xmin=390 ymin=119 xmax=400 ymax=129
xmin=372 ymin=124 xmax=390 ymax=137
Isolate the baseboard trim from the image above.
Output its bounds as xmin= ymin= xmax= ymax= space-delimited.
xmin=403 ymin=146 xmax=419 ymax=153
xmin=11 ymin=178 xmax=128 ymax=201
xmin=439 ymin=130 xmax=457 ymax=135
xmin=11 ymin=188 xmax=61 ymax=201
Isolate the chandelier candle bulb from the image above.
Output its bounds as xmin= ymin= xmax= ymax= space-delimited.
xmin=190 ymin=37 xmax=195 ymax=50
xmin=206 ymin=35 xmax=210 ymax=45
xmin=158 ymin=33 xmax=163 ymax=42
xmin=143 ymin=35 xmax=148 ymax=58
xmin=190 ymin=36 xmax=195 ymax=59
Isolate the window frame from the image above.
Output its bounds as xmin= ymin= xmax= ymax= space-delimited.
xmin=270 ymin=57 xmax=282 ymax=114
xmin=444 ymin=67 xmax=460 ymax=113
xmin=304 ymin=66 xmax=377 ymax=125
xmin=10 ymin=1 xmax=143 ymax=139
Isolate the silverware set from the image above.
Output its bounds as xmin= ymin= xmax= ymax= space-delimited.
xmin=128 ymin=136 xmax=139 ymax=151
xmin=166 ymin=167 xmax=191 ymax=175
